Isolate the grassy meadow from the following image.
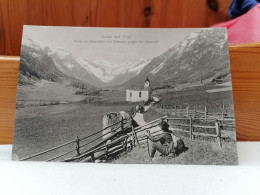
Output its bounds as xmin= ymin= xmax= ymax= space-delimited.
xmin=13 ymin=82 xmax=139 ymax=161
xmin=113 ymin=137 xmax=238 ymax=165
xmin=13 ymin=80 xmax=237 ymax=164
xmin=13 ymin=101 xmax=138 ymax=161
xmin=154 ymin=82 xmax=234 ymax=113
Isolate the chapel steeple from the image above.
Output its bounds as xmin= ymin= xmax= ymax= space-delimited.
xmin=144 ymin=76 xmax=150 ymax=87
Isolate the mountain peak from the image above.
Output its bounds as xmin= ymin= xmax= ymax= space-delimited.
xmin=121 ymin=28 xmax=229 ymax=89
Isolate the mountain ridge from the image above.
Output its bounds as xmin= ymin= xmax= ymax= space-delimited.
xmin=21 ymin=36 xmax=152 ymax=87
xmin=20 ymin=29 xmax=230 ymax=90
xmin=121 ymin=28 xmax=230 ymax=89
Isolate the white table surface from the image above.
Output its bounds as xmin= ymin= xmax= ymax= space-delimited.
xmin=0 ymin=142 xmax=260 ymax=195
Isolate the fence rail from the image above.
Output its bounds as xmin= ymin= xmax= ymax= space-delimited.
xmin=20 ymin=139 xmax=76 ymax=161
xmin=126 ymin=115 xmax=226 ymax=148
xmin=21 ymin=104 xmax=235 ymax=162
xmin=157 ymin=104 xmax=235 ymax=127
xmin=20 ymin=118 xmax=131 ymax=162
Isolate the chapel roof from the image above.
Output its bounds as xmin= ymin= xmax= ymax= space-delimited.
xmin=127 ymin=76 xmax=151 ymax=91
xmin=128 ymin=85 xmax=149 ymax=91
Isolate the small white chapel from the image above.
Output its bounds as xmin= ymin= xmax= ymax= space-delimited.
xmin=126 ymin=76 xmax=151 ymax=102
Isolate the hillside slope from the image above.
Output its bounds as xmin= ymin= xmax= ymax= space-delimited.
xmin=21 ymin=36 xmax=152 ymax=87
xmin=121 ymin=29 xmax=230 ymax=89
xmin=19 ymin=45 xmax=95 ymax=92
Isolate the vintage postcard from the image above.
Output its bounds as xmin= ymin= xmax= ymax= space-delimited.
xmin=12 ymin=26 xmax=238 ymax=165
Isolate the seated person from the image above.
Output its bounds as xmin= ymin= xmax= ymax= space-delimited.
xmin=146 ymin=120 xmax=187 ymax=158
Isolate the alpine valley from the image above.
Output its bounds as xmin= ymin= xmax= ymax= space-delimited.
xmin=19 ymin=28 xmax=230 ymax=90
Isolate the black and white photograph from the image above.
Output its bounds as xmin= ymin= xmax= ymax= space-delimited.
xmin=12 ymin=26 xmax=238 ymax=165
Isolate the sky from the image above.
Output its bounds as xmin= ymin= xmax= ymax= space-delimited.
xmin=23 ymin=26 xmax=205 ymax=64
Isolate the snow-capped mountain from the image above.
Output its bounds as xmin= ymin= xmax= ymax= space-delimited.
xmin=20 ymin=28 xmax=229 ymax=89
xmin=21 ymin=36 xmax=152 ymax=87
xmin=87 ymin=58 xmax=151 ymax=85
xmin=22 ymin=36 xmax=71 ymax=59
xmin=122 ymin=28 xmax=230 ymax=89
xmin=106 ymin=58 xmax=151 ymax=86
xmin=22 ymin=36 xmax=104 ymax=87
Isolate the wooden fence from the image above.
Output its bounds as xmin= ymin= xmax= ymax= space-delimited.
xmin=20 ymin=118 xmax=133 ymax=162
xmin=168 ymin=117 xmax=223 ymax=147
xmin=175 ymin=105 xmax=234 ymax=118
xmin=156 ymin=105 xmax=235 ymax=127
xmin=20 ymin=111 xmax=234 ymax=162
xmin=134 ymin=116 xmax=224 ymax=147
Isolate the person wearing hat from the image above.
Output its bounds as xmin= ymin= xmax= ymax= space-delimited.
xmin=146 ymin=120 xmax=173 ymax=158
xmin=146 ymin=120 xmax=187 ymax=158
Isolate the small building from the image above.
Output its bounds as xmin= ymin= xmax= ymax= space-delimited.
xmin=126 ymin=76 xmax=152 ymax=102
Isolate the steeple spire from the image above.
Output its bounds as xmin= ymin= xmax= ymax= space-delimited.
xmin=144 ymin=76 xmax=150 ymax=87
xmin=145 ymin=76 xmax=150 ymax=83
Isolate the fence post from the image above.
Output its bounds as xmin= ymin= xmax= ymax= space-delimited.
xmin=189 ymin=116 xmax=193 ymax=140
xmin=204 ymin=106 xmax=207 ymax=121
xmin=222 ymin=105 xmax=225 ymax=125
xmin=131 ymin=129 xmax=135 ymax=147
xmin=91 ymin=153 xmax=95 ymax=162
xmin=124 ymin=137 xmax=128 ymax=152
xmin=105 ymin=144 xmax=109 ymax=159
xmin=121 ymin=118 xmax=124 ymax=132
xmin=215 ymin=121 xmax=222 ymax=147
xmin=132 ymin=126 xmax=140 ymax=147
xmin=76 ymin=136 xmax=80 ymax=156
